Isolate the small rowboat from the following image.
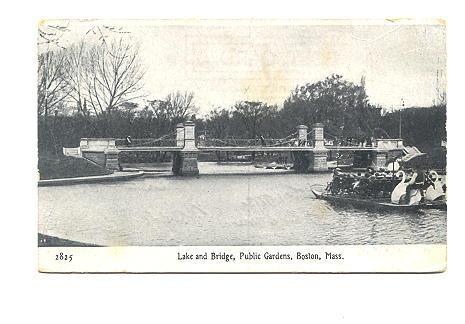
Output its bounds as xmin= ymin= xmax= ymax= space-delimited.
xmin=311 ymin=188 xmax=426 ymax=211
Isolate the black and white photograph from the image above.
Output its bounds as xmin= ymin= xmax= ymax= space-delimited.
xmin=36 ymin=19 xmax=447 ymax=272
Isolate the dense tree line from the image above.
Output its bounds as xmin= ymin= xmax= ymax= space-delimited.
xmin=380 ymin=105 xmax=446 ymax=150
xmin=38 ymin=74 xmax=446 ymax=157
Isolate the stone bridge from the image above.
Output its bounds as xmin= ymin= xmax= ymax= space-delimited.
xmin=64 ymin=121 xmax=405 ymax=176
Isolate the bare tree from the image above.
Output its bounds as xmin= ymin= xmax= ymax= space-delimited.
xmin=165 ymin=91 xmax=198 ymax=120
xmin=146 ymin=91 xmax=198 ymax=127
xmin=146 ymin=99 xmax=170 ymax=120
xmin=37 ymin=50 xmax=69 ymax=116
xmin=62 ymin=41 xmax=88 ymax=115
xmin=84 ymin=38 xmax=145 ymax=117
xmin=38 ymin=22 xmax=69 ymax=49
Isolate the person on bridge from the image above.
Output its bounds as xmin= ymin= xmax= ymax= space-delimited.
xmin=125 ymin=135 xmax=132 ymax=146
xmin=260 ymin=135 xmax=266 ymax=146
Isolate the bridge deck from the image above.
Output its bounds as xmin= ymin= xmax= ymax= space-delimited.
xmin=198 ymin=146 xmax=393 ymax=152
xmin=117 ymin=145 xmax=399 ymax=152
xmin=199 ymin=146 xmax=313 ymax=152
xmin=117 ymin=146 xmax=182 ymax=152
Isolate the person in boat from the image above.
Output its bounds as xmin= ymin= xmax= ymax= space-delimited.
xmin=370 ymin=169 xmax=392 ymax=198
xmin=352 ymin=172 xmax=365 ymax=195
xmin=342 ymin=172 xmax=357 ymax=194
xmin=372 ymin=171 xmax=384 ymax=197
xmin=374 ymin=169 xmax=394 ymax=198
xmin=371 ymin=171 xmax=387 ymax=197
xmin=329 ymin=168 xmax=355 ymax=195
xmin=351 ymin=168 xmax=372 ymax=197
xmin=405 ymin=167 xmax=428 ymax=203
xmin=364 ymin=168 xmax=377 ymax=197
xmin=328 ymin=168 xmax=343 ymax=194
xmin=353 ymin=168 xmax=377 ymax=197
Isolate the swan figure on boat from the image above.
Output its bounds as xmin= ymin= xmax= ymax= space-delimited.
xmin=425 ymin=170 xmax=446 ymax=201
xmin=391 ymin=171 xmax=407 ymax=204
xmin=391 ymin=171 xmax=422 ymax=205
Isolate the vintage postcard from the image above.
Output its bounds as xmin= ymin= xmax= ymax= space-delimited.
xmin=37 ymin=19 xmax=446 ymax=273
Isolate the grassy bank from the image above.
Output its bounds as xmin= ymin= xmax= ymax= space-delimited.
xmin=38 ymin=154 xmax=113 ymax=180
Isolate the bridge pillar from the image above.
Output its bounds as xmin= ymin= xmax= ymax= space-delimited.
xmin=80 ymin=138 xmax=121 ymax=171
xmin=307 ymin=123 xmax=328 ymax=172
xmin=175 ymin=123 xmax=184 ymax=147
xmin=312 ymin=123 xmax=326 ymax=149
xmin=172 ymin=120 xmax=199 ymax=176
xmin=371 ymin=150 xmax=388 ymax=171
xmin=292 ymin=123 xmax=328 ymax=173
xmin=307 ymin=151 xmax=328 ymax=172
xmin=293 ymin=125 xmax=308 ymax=172
xmin=296 ymin=125 xmax=308 ymax=146
xmin=104 ymin=147 xmax=121 ymax=171
xmin=183 ymin=120 xmax=197 ymax=151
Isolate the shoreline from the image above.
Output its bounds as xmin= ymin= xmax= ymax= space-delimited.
xmin=38 ymin=170 xmax=145 ymax=187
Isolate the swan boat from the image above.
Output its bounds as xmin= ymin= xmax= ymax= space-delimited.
xmin=311 ymin=189 xmax=424 ymax=210
xmin=312 ymin=170 xmax=447 ymax=211
xmin=311 ymin=188 xmax=446 ymax=211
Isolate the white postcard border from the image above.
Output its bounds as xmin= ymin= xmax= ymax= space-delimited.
xmin=39 ymin=244 xmax=446 ymax=273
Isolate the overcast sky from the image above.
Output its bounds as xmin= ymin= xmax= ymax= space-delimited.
xmin=41 ymin=20 xmax=446 ymax=114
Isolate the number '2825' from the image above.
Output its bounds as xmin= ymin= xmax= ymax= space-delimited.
xmin=55 ymin=252 xmax=73 ymax=262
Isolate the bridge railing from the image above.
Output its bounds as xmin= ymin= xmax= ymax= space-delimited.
xmin=116 ymin=138 xmax=177 ymax=147
xmin=199 ymin=137 xmax=300 ymax=147
xmin=116 ymin=130 xmax=178 ymax=147
xmin=323 ymin=139 xmax=377 ymax=148
xmin=321 ymin=129 xmax=399 ymax=148
xmin=323 ymin=138 xmax=404 ymax=149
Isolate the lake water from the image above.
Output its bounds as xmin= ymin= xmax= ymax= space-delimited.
xmin=38 ymin=163 xmax=447 ymax=246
